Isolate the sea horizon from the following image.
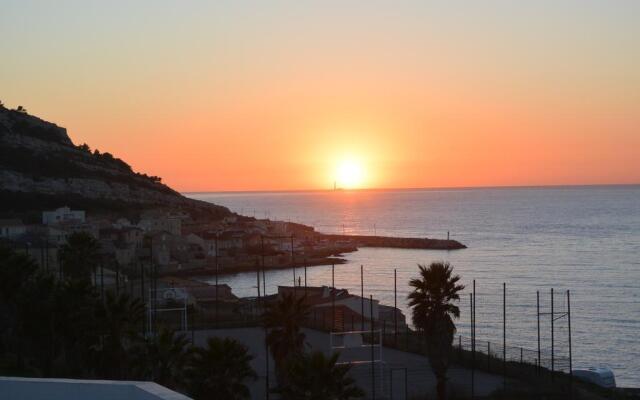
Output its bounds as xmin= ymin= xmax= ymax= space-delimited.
xmin=183 ymin=182 xmax=640 ymax=197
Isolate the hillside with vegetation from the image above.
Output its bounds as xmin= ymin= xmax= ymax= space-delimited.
xmin=0 ymin=104 xmax=231 ymax=221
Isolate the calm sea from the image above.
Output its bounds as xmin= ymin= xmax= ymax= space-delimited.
xmin=188 ymin=186 xmax=640 ymax=387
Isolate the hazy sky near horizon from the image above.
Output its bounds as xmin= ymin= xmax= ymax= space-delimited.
xmin=2 ymin=1 xmax=639 ymax=191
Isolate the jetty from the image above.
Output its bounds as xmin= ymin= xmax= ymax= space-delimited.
xmin=320 ymin=233 xmax=467 ymax=250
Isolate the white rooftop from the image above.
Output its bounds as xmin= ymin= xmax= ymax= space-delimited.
xmin=0 ymin=377 xmax=192 ymax=400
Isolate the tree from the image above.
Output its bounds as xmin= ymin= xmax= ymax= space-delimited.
xmin=52 ymin=279 xmax=100 ymax=377
xmin=0 ymin=246 xmax=99 ymax=377
xmin=185 ymin=337 xmax=256 ymax=400
xmin=91 ymin=291 xmax=145 ymax=379
xmin=408 ymin=262 xmax=464 ymax=400
xmin=15 ymin=105 xmax=27 ymax=113
xmin=277 ymin=351 xmax=364 ymax=400
xmin=0 ymin=245 xmax=54 ymax=376
xmin=59 ymin=232 xmax=101 ymax=282
xmin=264 ymin=292 xmax=310 ymax=386
xmin=131 ymin=327 xmax=192 ymax=390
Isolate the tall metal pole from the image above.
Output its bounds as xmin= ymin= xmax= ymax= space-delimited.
xmin=370 ymin=294 xmax=375 ymax=400
xmin=140 ymin=262 xmax=145 ymax=335
xmin=503 ymin=282 xmax=506 ymax=389
xmin=473 ymin=279 xmax=476 ymax=353
xmin=361 ymin=265 xmax=365 ymax=331
xmin=292 ymin=238 xmax=296 ymax=288
xmin=331 ymin=264 xmax=335 ymax=331
xmin=551 ymin=288 xmax=555 ymax=380
xmin=470 ymin=292 xmax=474 ymax=399
xmin=537 ymin=291 xmax=541 ymax=374
xmin=257 ymin=236 xmax=263 ymax=300
xmin=568 ymin=289 xmax=573 ymax=396
xmin=265 ymin=328 xmax=270 ymax=400
xmin=215 ymin=235 xmax=219 ymax=326
xmin=261 ymin=236 xmax=266 ymax=296
xmin=394 ymin=268 xmax=398 ymax=344
xmin=304 ymin=260 xmax=307 ymax=294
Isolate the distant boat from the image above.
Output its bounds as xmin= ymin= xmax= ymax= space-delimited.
xmin=573 ymin=366 xmax=616 ymax=388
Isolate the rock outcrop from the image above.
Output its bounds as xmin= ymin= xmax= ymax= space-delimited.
xmin=0 ymin=106 xmax=230 ymax=219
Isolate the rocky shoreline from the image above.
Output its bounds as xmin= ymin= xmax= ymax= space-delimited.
xmin=161 ymin=234 xmax=466 ymax=279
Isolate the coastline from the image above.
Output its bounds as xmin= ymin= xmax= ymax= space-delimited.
xmin=160 ymin=234 xmax=466 ymax=279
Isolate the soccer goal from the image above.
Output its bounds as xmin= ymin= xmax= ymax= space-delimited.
xmin=147 ymin=287 xmax=188 ymax=334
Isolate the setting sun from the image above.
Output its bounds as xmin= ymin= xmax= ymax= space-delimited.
xmin=335 ymin=159 xmax=364 ymax=189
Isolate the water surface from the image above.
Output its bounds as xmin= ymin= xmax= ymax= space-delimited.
xmin=189 ymin=186 xmax=640 ymax=387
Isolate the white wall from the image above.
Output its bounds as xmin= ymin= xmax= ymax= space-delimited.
xmin=0 ymin=377 xmax=191 ymax=400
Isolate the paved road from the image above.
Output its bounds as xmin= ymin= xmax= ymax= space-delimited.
xmin=191 ymin=327 xmax=509 ymax=399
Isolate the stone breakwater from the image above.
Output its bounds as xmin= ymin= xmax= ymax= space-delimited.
xmin=319 ymin=234 xmax=467 ymax=250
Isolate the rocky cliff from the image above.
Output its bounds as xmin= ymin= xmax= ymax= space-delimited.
xmin=0 ymin=106 xmax=230 ymax=220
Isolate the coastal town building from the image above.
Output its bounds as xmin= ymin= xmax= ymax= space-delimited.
xmin=138 ymin=213 xmax=182 ymax=236
xmin=42 ymin=207 xmax=85 ymax=225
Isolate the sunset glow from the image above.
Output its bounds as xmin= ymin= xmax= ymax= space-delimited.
xmin=335 ymin=159 xmax=364 ymax=189
xmin=1 ymin=1 xmax=639 ymax=191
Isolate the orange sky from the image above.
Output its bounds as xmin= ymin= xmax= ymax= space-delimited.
xmin=1 ymin=2 xmax=639 ymax=191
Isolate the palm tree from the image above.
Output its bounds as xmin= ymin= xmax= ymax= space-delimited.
xmin=277 ymin=351 xmax=364 ymax=400
xmin=408 ymin=262 xmax=464 ymax=400
xmin=52 ymin=279 xmax=100 ymax=376
xmin=91 ymin=291 xmax=145 ymax=379
xmin=131 ymin=327 xmax=192 ymax=390
xmin=264 ymin=292 xmax=310 ymax=386
xmin=59 ymin=232 xmax=101 ymax=282
xmin=185 ymin=337 xmax=256 ymax=400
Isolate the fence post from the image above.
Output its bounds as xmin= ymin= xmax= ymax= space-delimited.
xmin=487 ymin=341 xmax=491 ymax=372
xmin=503 ymin=282 xmax=506 ymax=389
xmin=360 ymin=265 xmax=364 ymax=331
xmin=394 ymin=268 xmax=398 ymax=346
xmin=370 ymin=295 xmax=375 ymax=400
xmin=551 ymin=288 xmax=555 ymax=381
xmin=568 ymin=289 xmax=573 ymax=398
xmin=537 ymin=291 xmax=541 ymax=376
xmin=331 ymin=264 xmax=335 ymax=331
xmin=520 ymin=347 xmax=523 ymax=364
xmin=470 ymin=291 xmax=475 ymax=399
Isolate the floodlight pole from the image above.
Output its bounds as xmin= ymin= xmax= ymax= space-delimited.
xmin=370 ymin=294 xmax=375 ymax=400
xmin=470 ymin=292 xmax=475 ymax=399
xmin=361 ymin=265 xmax=365 ymax=331
xmin=394 ymin=268 xmax=398 ymax=345
xmin=551 ymin=288 xmax=555 ymax=381
xmin=537 ymin=290 xmax=541 ymax=375
xmin=503 ymin=282 xmax=506 ymax=390
xmin=331 ymin=263 xmax=335 ymax=331
xmin=215 ymin=235 xmax=219 ymax=327
xmin=568 ymin=289 xmax=573 ymax=396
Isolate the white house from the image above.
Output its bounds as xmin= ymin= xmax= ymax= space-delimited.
xmin=0 ymin=219 xmax=26 ymax=239
xmin=42 ymin=207 xmax=85 ymax=225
